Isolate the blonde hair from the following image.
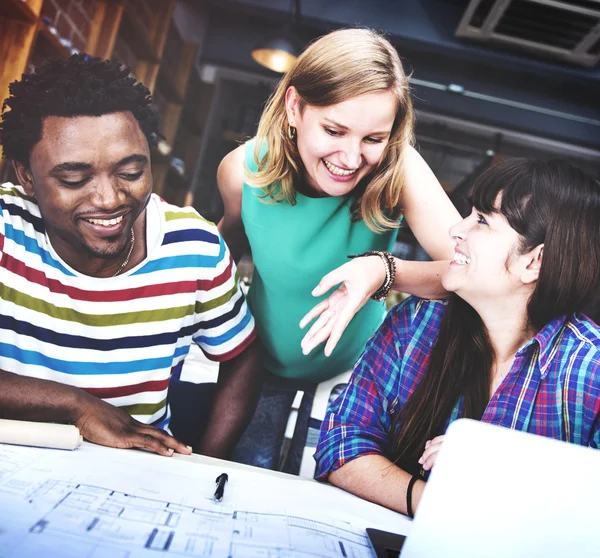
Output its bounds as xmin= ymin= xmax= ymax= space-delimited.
xmin=249 ymin=28 xmax=414 ymax=232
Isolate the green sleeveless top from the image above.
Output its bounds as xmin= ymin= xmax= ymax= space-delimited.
xmin=242 ymin=139 xmax=398 ymax=381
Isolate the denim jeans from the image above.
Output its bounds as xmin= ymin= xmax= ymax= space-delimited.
xmin=231 ymin=373 xmax=318 ymax=475
xmin=167 ymin=378 xmax=216 ymax=447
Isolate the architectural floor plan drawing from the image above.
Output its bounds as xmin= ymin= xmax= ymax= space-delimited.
xmin=0 ymin=443 xmax=409 ymax=557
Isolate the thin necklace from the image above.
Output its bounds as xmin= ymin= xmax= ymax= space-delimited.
xmin=112 ymin=229 xmax=135 ymax=277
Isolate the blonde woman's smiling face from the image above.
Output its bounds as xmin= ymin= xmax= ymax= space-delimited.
xmin=285 ymin=87 xmax=397 ymax=197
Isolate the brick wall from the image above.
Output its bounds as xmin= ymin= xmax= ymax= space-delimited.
xmin=41 ymin=0 xmax=98 ymax=53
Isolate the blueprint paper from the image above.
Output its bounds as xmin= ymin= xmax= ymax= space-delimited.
xmin=0 ymin=443 xmax=409 ymax=557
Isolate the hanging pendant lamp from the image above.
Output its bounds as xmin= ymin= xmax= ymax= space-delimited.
xmin=251 ymin=0 xmax=302 ymax=73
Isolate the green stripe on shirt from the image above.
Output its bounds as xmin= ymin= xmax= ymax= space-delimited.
xmin=3 ymin=284 xmax=196 ymax=326
xmin=165 ymin=210 xmax=211 ymax=223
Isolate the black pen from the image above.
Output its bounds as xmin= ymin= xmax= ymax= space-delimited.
xmin=214 ymin=473 xmax=228 ymax=502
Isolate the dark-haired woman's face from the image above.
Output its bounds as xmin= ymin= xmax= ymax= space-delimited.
xmin=442 ymin=206 xmax=535 ymax=305
xmin=21 ymin=111 xmax=152 ymax=276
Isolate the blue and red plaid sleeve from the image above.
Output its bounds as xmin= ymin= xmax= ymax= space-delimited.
xmin=314 ymin=297 xmax=449 ymax=480
xmin=313 ymin=297 xmax=434 ymax=480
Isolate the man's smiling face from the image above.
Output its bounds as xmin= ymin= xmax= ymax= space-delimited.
xmin=18 ymin=111 xmax=152 ymax=273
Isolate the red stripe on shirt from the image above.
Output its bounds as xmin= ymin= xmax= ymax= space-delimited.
xmin=83 ymin=377 xmax=170 ymax=399
xmin=204 ymin=328 xmax=257 ymax=362
xmin=196 ymin=256 xmax=234 ymax=291
xmin=3 ymin=253 xmax=197 ymax=301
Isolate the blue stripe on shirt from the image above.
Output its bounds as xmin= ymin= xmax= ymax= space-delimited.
xmin=136 ymin=240 xmax=226 ymax=275
xmin=3 ymin=224 xmax=75 ymax=275
xmin=163 ymin=228 xmax=220 ymax=245
xmin=193 ymin=305 xmax=253 ymax=346
xmin=0 ymin=200 xmax=45 ymax=234
xmin=0 ymin=341 xmax=189 ymax=375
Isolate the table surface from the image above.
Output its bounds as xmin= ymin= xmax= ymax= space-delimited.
xmin=171 ymin=446 xmax=314 ymax=482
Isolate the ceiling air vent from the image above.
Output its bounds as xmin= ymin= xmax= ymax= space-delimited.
xmin=456 ymin=0 xmax=600 ymax=67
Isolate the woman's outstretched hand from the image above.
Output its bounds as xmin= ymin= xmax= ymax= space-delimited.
xmin=299 ymin=255 xmax=386 ymax=356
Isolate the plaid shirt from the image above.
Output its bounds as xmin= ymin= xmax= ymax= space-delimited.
xmin=315 ymin=297 xmax=600 ymax=480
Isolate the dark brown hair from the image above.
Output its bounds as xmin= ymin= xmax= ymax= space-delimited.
xmin=392 ymin=158 xmax=600 ymax=468
xmin=0 ymin=54 xmax=161 ymax=166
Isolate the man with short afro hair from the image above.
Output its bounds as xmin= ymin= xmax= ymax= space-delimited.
xmin=0 ymin=55 xmax=262 ymax=458
xmin=1 ymin=55 xmax=161 ymax=165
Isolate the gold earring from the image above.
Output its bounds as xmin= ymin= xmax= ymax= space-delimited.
xmin=287 ymin=124 xmax=296 ymax=140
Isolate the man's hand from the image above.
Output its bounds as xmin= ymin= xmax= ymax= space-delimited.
xmin=75 ymin=395 xmax=191 ymax=457
xmin=0 ymin=370 xmax=190 ymax=456
xmin=418 ymin=435 xmax=445 ymax=471
xmin=300 ymin=256 xmax=386 ymax=357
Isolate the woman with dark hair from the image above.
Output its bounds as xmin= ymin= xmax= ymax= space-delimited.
xmin=314 ymin=158 xmax=600 ymax=516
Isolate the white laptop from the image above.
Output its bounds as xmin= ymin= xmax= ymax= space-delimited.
xmin=400 ymin=418 xmax=599 ymax=558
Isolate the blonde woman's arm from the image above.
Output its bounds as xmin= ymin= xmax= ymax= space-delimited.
xmin=300 ymin=146 xmax=460 ymax=356
xmin=400 ymin=145 xmax=459 ymax=260
xmin=217 ymin=144 xmax=250 ymax=263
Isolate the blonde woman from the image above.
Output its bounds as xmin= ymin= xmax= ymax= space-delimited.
xmin=218 ymin=28 xmax=460 ymax=472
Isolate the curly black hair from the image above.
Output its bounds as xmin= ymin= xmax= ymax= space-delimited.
xmin=0 ymin=54 xmax=162 ymax=166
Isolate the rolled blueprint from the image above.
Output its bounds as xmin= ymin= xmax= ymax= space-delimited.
xmin=0 ymin=419 xmax=83 ymax=450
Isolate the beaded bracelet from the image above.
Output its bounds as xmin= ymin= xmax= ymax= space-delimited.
xmin=347 ymin=250 xmax=396 ymax=302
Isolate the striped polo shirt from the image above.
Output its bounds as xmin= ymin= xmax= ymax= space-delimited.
xmin=0 ymin=183 xmax=256 ymax=429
